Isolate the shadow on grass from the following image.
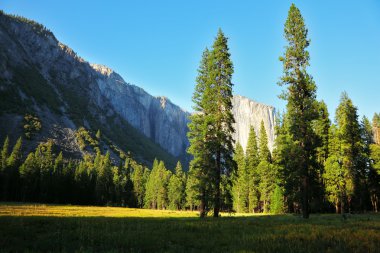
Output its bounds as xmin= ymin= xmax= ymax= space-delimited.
xmin=1 ymin=213 xmax=380 ymax=253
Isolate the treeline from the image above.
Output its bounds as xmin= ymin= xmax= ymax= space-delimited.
xmin=0 ymin=131 xmax=200 ymax=210
xmin=0 ymin=137 xmax=190 ymax=209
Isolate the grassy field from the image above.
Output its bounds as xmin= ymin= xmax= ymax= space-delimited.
xmin=1 ymin=203 xmax=380 ymax=253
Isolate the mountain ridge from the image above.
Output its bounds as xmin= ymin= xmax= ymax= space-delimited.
xmin=0 ymin=10 xmax=276 ymax=168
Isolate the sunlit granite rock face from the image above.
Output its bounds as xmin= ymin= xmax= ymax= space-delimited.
xmin=90 ymin=63 xmax=276 ymax=155
xmin=232 ymin=95 xmax=276 ymax=152
xmin=91 ymin=64 xmax=190 ymax=157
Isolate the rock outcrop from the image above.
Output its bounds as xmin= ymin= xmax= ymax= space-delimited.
xmin=91 ymin=63 xmax=190 ymax=157
xmin=232 ymin=95 xmax=276 ymax=152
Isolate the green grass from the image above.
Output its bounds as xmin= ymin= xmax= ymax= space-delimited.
xmin=1 ymin=204 xmax=380 ymax=253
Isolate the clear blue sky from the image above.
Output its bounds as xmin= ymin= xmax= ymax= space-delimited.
xmin=2 ymin=1 xmax=380 ymax=120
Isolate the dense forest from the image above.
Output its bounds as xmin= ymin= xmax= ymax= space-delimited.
xmin=1 ymin=4 xmax=379 ymax=217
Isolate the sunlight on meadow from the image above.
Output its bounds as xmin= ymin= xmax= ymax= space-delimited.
xmin=0 ymin=203 xmax=263 ymax=218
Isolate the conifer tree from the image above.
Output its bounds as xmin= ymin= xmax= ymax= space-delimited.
xmin=232 ymin=142 xmax=248 ymax=212
xmin=323 ymin=124 xmax=342 ymax=213
xmin=335 ymin=92 xmax=362 ymax=212
xmin=314 ymin=101 xmax=331 ymax=166
xmin=270 ymin=184 xmax=285 ymax=214
xmin=156 ymin=161 xmax=171 ymax=209
xmin=278 ymin=4 xmax=318 ymax=218
xmin=4 ymin=137 xmax=22 ymax=200
xmin=132 ymin=164 xmax=147 ymax=208
xmin=19 ymin=152 xmax=38 ymax=201
xmin=6 ymin=137 xmax=22 ymax=167
xmin=207 ymin=29 xmax=235 ymax=217
xmin=258 ymin=121 xmax=271 ymax=163
xmin=257 ymin=123 xmax=275 ymax=212
xmin=96 ymin=151 xmax=113 ymax=204
xmin=144 ymin=159 xmax=170 ymax=209
xmin=245 ymin=126 xmax=260 ymax=212
xmin=188 ymin=29 xmax=235 ymax=217
xmin=312 ymin=101 xmax=331 ymax=211
xmin=185 ymin=167 xmax=199 ymax=211
xmin=187 ymin=47 xmax=213 ymax=217
xmin=1 ymin=136 xmax=9 ymax=170
xmin=168 ymin=161 xmax=186 ymax=210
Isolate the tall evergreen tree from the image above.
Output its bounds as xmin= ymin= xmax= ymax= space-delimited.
xmin=258 ymin=121 xmax=271 ymax=163
xmin=245 ymin=126 xmax=260 ymax=212
xmin=335 ymin=92 xmax=362 ymax=212
xmin=1 ymin=136 xmax=9 ymax=170
xmin=314 ymin=101 xmax=331 ymax=166
xmin=188 ymin=29 xmax=235 ymax=217
xmin=278 ymin=4 xmax=318 ymax=218
xmin=168 ymin=161 xmax=186 ymax=210
xmin=323 ymin=124 xmax=343 ymax=213
xmin=132 ymin=164 xmax=147 ymax=208
xmin=185 ymin=167 xmax=199 ymax=211
xmin=232 ymin=142 xmax=248 ymax=212
xmin=4 ymin=137 xmax=22 ymax=200
xmin=312 ymin=100 xmax=331 ymax=211
xmin=187 ymin=48 xmax=212 ymax=217
xmin=324 ymin=93 xmax=363 ymax=214
xmin=257 ymin=123 xmax=275 ymax=212
xmin=96 ymin=151 xmax=113 ymax=204
xmin=207 ymin=29 xmax=235 ymax=217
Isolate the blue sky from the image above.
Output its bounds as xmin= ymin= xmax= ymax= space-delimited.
xmin=2 ymin=1 xmax=380 ymax=120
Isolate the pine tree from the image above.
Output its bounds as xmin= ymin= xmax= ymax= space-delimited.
xmin=245 ymin=126 xmax=260 ymax=212
xmin=6 ymin=137 xmax=22 ymax=167
xmin=132 ymin=164 xmax=147 ymax=208
xmin=232 ymin=142 xmax=248 ymax=212
xmin=4 ymin=137 xmax=22 ymax=200
xmin=258 ymin=121 xmax=271 ymax=163
xmin=323 ymin=124 xmax=343 ymax=213
xmin=324 ymin=93 xmax=363 ymax=214
xmin=156 ymin=161 xmax=171 ymax=209
xmin=1 ymin=136 xmax=9 ymax=170
xmin=187 ymin=47 xmax=213 ymax=217
xmin=335 ymin=92 xmax=362 ymax=213
xmin=144 ymin=159 xmax=170 ymax=209
xmin=188 ymin=29 xmax=235 ymax=217
xmin=257 ymin=124 xmax=275 ymax=212
xmin=168 ymin=161 xmax=186 ymax=210
xmin=96 ymin=151 xmax=113 ymax=204
xmin=185 ymin=167 xmax=199 ymax=211
xmin=278 ymin=4 xmax=318 ymax=218
xmin=19 ymin=152 xmax=38 ymax=201
xmin=270 ymin=184 xmax=285 ymax=214
xmin=314 ymin=101 xmax=331 ymax=166
xmin=312 ymin=100 xmax=331 ymax=211
xmin=207 ymin=29 xmax=235 ymax=217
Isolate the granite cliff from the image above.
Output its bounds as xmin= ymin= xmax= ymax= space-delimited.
xmin=0 ymin=11 xmax=276 ymax=168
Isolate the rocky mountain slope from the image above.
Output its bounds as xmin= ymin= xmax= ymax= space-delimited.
xmin=0 ymin=11 xmax=276 ymax=168
xmin=0 ymin=11 xmax=182 ymax=167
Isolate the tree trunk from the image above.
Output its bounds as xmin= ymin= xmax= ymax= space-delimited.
xmin=213 ymin=150 xmax=221 ymax=218
xmin=302 ymin=174 xmax=309 ymax=218
xmin=335 ymin=201 xmax=340 ymax=214
xmin=199 ymin=188 xmax=206 ymax=218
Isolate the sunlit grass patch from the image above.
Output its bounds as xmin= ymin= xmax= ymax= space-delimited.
xmin=1 ymin=203 xmax=379 ymax=252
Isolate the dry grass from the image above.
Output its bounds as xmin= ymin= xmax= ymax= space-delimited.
xmin=1 ymin=203 xmax=379 ymax=253
xmin=0 ymin=203 xmax=260 ymax=218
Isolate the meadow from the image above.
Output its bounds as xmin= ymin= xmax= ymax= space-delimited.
xmin=0 ymin=203 xmax=380 ymax=253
